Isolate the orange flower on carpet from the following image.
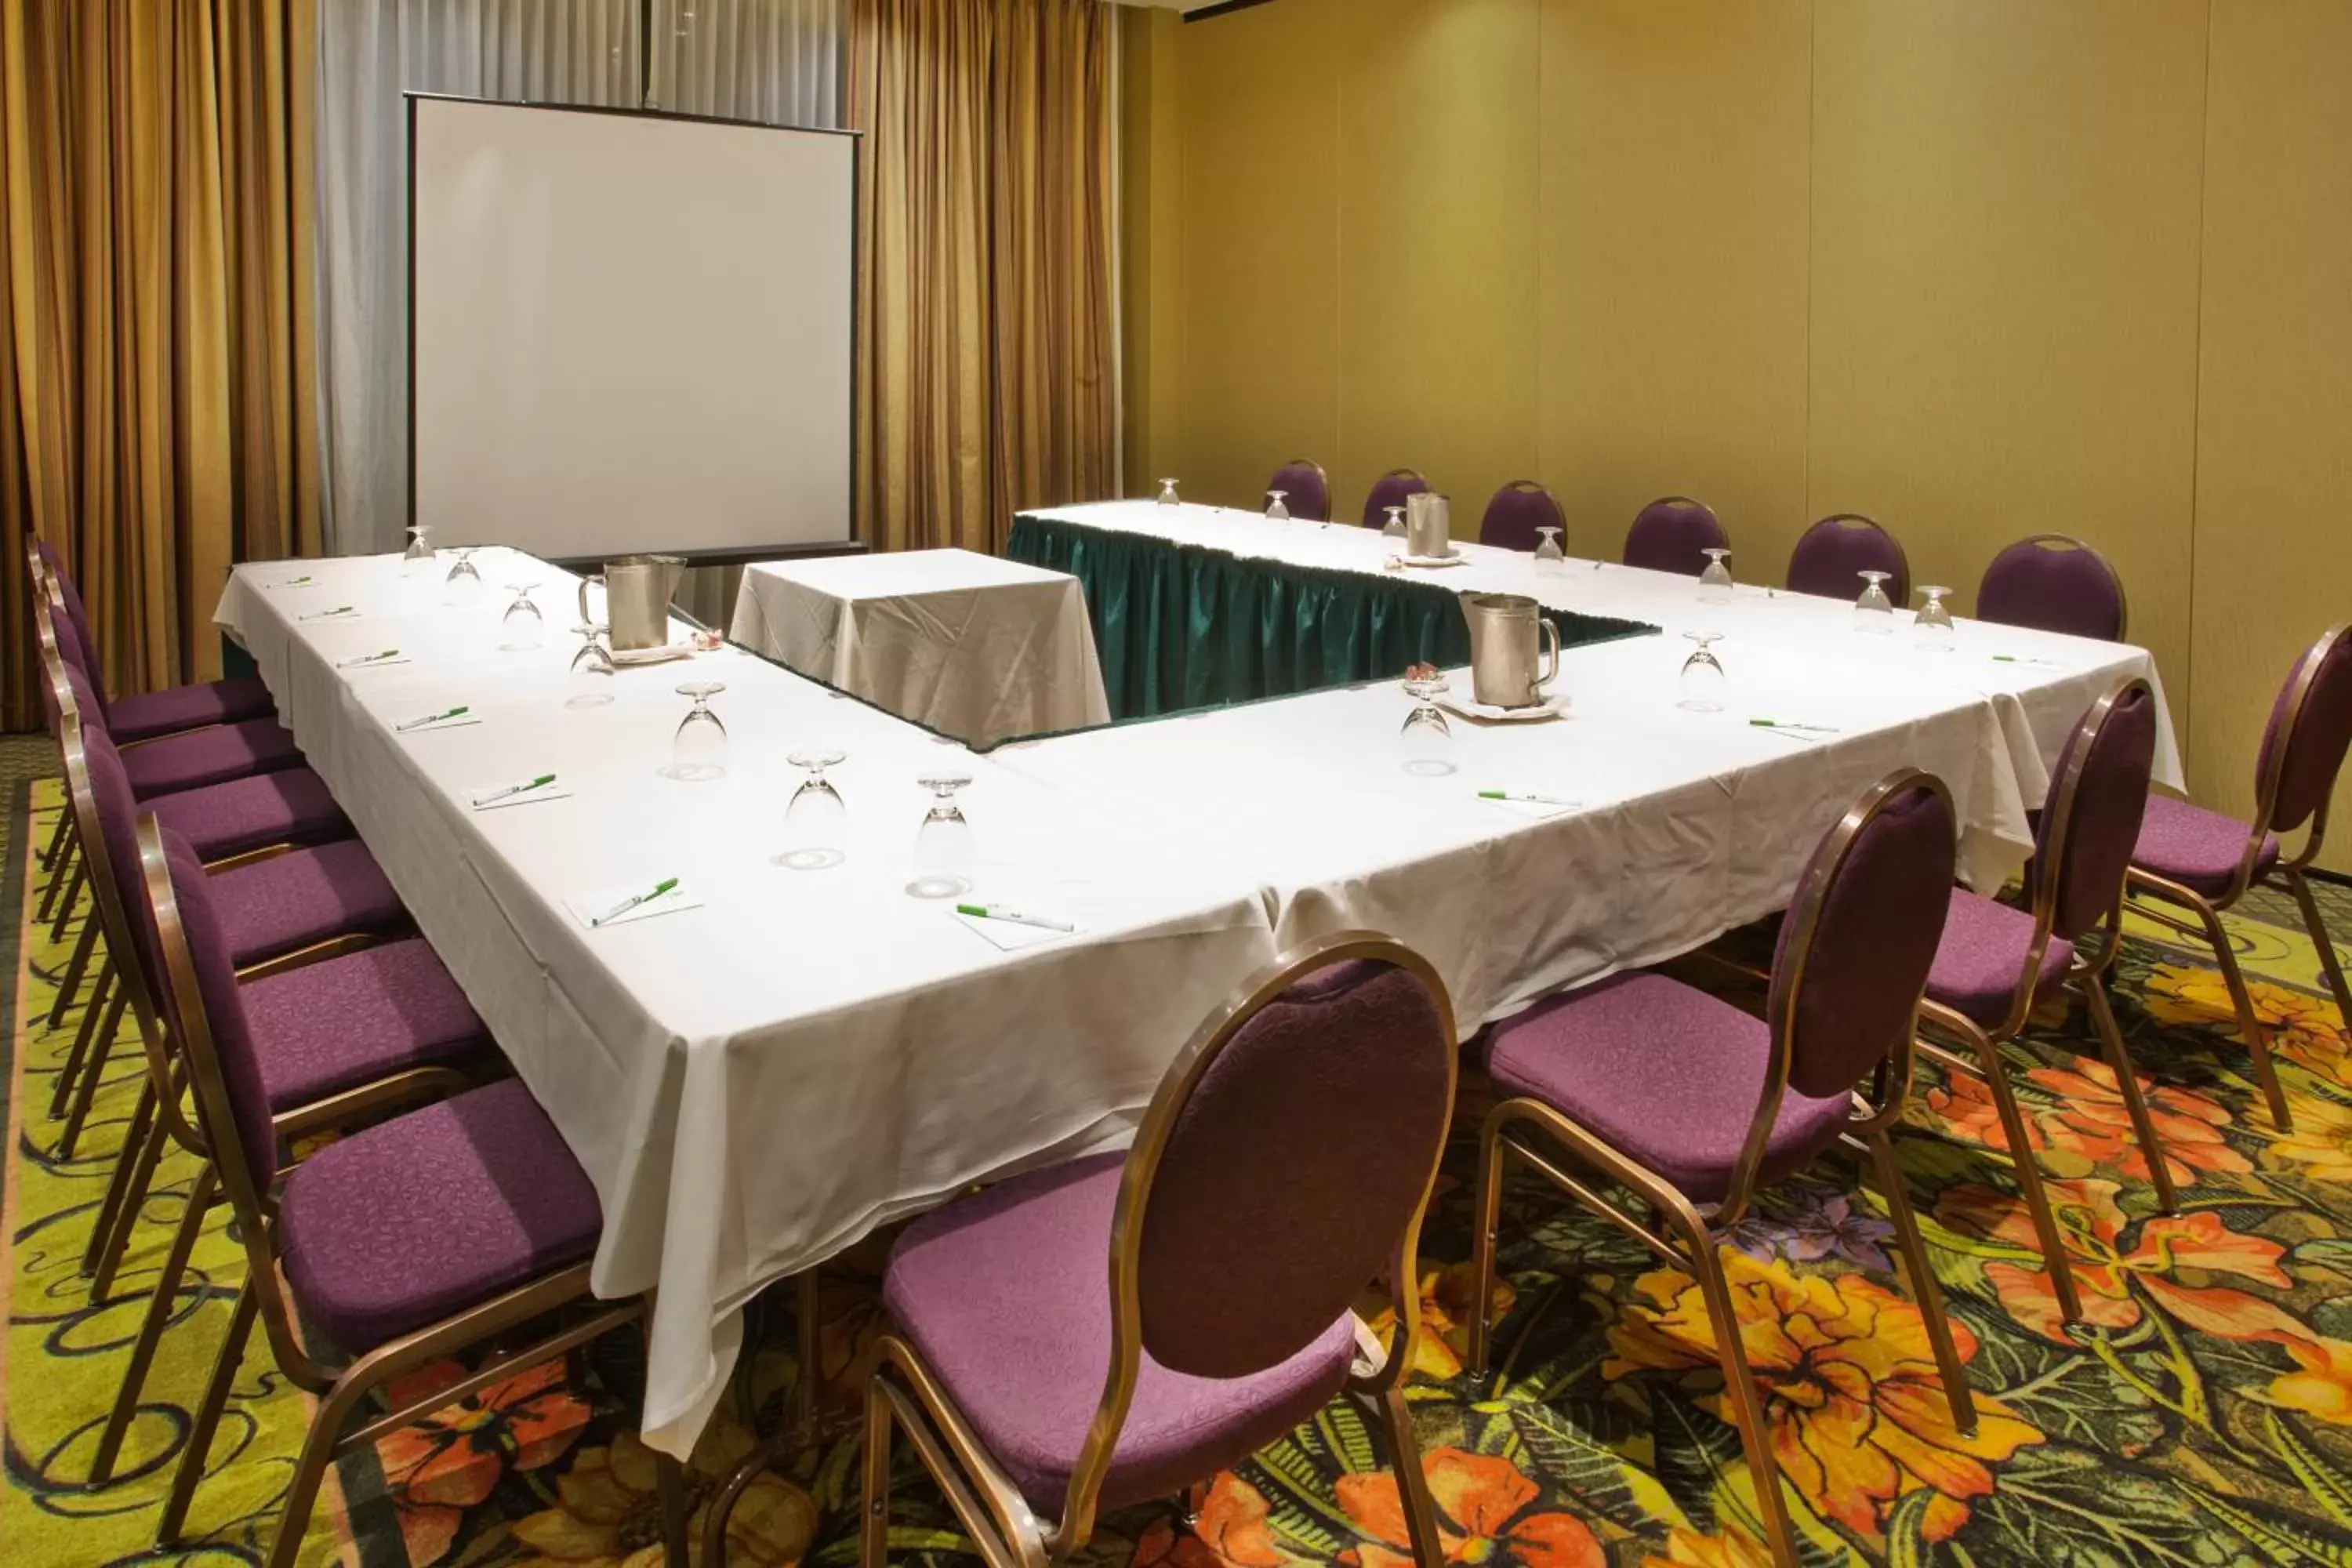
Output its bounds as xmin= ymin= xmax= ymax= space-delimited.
xmin=2265 ymin=1336 xmax=2352 ymax=1426
xmin=2143 ymin=961 xmax=2350 ymax=1082
xmin=1603 ymin=1254 xmax=2039 ymax=1544
xmin=1924 ymin=1062 xmax=2248 ymax=1189
xmin=2266 ymin=1094 xmax=2352 ymax=1185
xmin=510 ymin=1421 xmax=817 ymax=1568
xmin=1935 ymin=1178 xmax=2306 ymax=1346
xmin=374 ymin=1359 xmax=591 ymax=1566
xmin=1338 ymin=1447 xmax=1602 ymax=1568
xmin=1134 ymin=1473 xmax=1290 ymax=1568
xmin=1639 ymin=1523 xmax=1773 ymax=1568
xmin=1364 ymin=1262 xmax=1519 ymax=1383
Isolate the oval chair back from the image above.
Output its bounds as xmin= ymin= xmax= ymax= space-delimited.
xmin=1478 ymin=481 xmax=1566 ymax=554
xmin=60 ymin=697 xmax=169 ymax=1028
xmin=1623 ymin=495 xmax=1727 ymax=576
xmin=1059 ymin=932 xmax=1456 ymax=1540
xmin=1733 ymin=771 xmax=1958 ymax=1207
xmin=1976 ymin=533 xmax=2128 ymax=641
xmin=1361 ymin=468 xmax=1428 ymax=530
xmin=2253 ymin=624 xmax=2352 ymax=846
xmin=2033 ymin=677 xmax=2159 ymax=948
xmin=1788 ymin=513 xmax=1909 ymax=604
xmin=1266 ymin=459 xmax=1330 ymax=522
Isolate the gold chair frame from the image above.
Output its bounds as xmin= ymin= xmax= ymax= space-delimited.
xmin=2122 ymin=623 xmax=2352 ymax=1134
xmin=1791 ymin=512 xmax=1911 ymax=602
xmin=1482 ymin=480 xmax=1567 ymax=550
xmin=1980 ymin=532 xmax=2130 ymax=641
xmin=1625 ymin=495 xmax=1729 ymax=572
xmin=24 ymin=541 xmax=82 ymax=912
xmin=1462 ymin=771 xmax=1976 ymax=1568
xmin=1914 ymin=677 xmax=2172 ymax=1327
xmin=1269 ymin=456 xmax=1331 ymax=520
xmin=853 ymin=931 xmax=1458 ymax=1568
xmin=136 ymin=813 xmax=685 ymax=1567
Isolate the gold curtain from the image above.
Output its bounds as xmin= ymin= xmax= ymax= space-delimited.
xmin=1 ymin=0 xmax=321 ymax=730
xmin=850 ymin=0 xmax=1116 ymax=555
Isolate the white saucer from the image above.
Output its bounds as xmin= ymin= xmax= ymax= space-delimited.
xmin=1438 ymin=692 xmax=1570 ymax=724
xmin=1399 ymin=552 xmax=1468 ymax=569
xmin=609 ymin=641 xmax=695 ymax=667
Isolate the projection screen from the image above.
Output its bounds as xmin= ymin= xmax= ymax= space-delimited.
xmin=409 ymin=95 xmax=855 ymax=560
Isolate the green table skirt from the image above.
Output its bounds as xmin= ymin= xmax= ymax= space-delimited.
xmin=1008 ymin=512 xmax=1660 ymax=723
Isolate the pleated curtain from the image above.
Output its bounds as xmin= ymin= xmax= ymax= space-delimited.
xmin=0 ymin=0 xmax=322 ymax=726
xmin=850 ymin=0 xmax=1117 ymax=555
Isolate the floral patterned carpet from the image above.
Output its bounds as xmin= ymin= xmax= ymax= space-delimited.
xmin=9 ymin=769 xmax=2352 ymax=1567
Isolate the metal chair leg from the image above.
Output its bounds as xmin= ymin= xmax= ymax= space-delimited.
xmin=2285 ymin=867 xmax=2352 ymax=1036
xmin=2084 ymin=977 xmax=2181 ymax=1213
xmin=157 ymin=1277 xmax=260 ymax=1546
xmin=56 ymin=982 xmax=129 ymax=1159
xmin=36 ymin=832 xmax=78 ymax=927
xmin=89 ymin=1165 xmax=218 ymax=1485
xmin=88 ymin=1109 xmax=169 ymax=1300
xmin=656 ymin=1450 xmax=691 ymax=1567
xmin=47 ymin=858 xmax=85 ymax=946
xmin=1377 ymin=1383 xmax=1446 ymax=1568
xmin=1963 ymin=1033 xmax=2085 ymax=1321
xmin=1665 ymin=1219 xmax=1798 ymax=1568
xmin=45 ymin=913 xmax=100 ymax=1030
xmin=81 ymin=1077 xmax=157 ymax=1278
xmin=859 ymin=1363 xmax=895 ymax=1568
xmin=38 ymin=789 xmax=71 ymax=873
xmin=49 ymin=960 xmax=114 ymax=1118
xmin=2198 ymin=902 xmax=2292 ymax=1130
xmin=1463 ymin=1112 xmax=1509 ymax=1381
xmin=1866 ymin=1131 xmax=1976 ymax=1436
xmin=263 ymin=1367 xmax=381 ymax=1568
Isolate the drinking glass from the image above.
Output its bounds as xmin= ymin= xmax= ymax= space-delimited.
xmin=1266 ymin=490 xmax=1290 ymax=522
xmin=403 ymin=524 xmax=434 ymax=567
xmin=445 ymin=547 xmax=484 ymax=608
xmin=1399 ymin=673 xmax=1455 ymax=776
xmin=1698 ymin=549 xmax=1734 ymax=605
xmin=1679 ymin=632 xmax=1727 ymax=711
xmin=777 ymin=747 xmax=848 ymax=870
xmin=660 ymin=682 xmax=728 ymax=782
xmin=1534 ymin=527 xmax=1566 ymax=575
xmin=1915 ymin=585 xmax=1956 ymax=652
xmin=906 ymin=773 xmax=975 ymax=899
xmin=567 ymin=622 xmax=615 ymax=708
xmin=1381 ymin=506 xmax=1407 ymax=541
xmin=499 ymin=583 xmax=545 ymax=651
xmin=1855 ymin=570 xmax=1895 ymax=634
xmin=1157 ymin=477 xmax=1181 ymax=507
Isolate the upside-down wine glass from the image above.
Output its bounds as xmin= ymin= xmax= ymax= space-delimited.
xmin=403 ymin=524 xmax=434 ymax=568
xmin=499 ymin=583 xmax=545 ymax=651
xmin=777 ymin=747 xmax=848 ymax=870
xmin=1915 ymin=585 xmax=1956 ymax=652
xmin=906 ymin=773 xmax=975 ymax=899
xmin=1381 ymin=506 xmax=1407 ymax=542
xmin=1534 ymin=527 xmax=1566 ymax=575
xmin=1157 ymin=477 xmax=1181 ymax=507
xmin=445 ymin=547 xmax=484 ymax=608
xmin=1399 ymin=671 xmax=1456 ymax=777
xmin=660 ymin=682 xmax=728 ymax=782
xmin=1698 ymin=548 xmax=1734 ymax=605
xmin=1266 ymin=490 xmax=1290 ymax=523
xmin=1679 ymin=633 xmax=1727 ymax=712
xmin=567 ymin=622 xmax=615 ymax=708
xmin=1855 ymin=571 xmax=1895 ymax=634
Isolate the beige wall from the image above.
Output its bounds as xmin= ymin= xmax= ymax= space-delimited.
xmin=1121 ymin=0 xmax=2352 ymax=866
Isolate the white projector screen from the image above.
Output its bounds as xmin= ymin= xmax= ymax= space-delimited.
xmin=409 ymin=95 xmax=855 ymax=561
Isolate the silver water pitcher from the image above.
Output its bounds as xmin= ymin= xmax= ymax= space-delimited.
xmin=1461 ymin=593 xmax=1562 ymax=709
xmin=579 ymin=554 xmax=686 ymax=652
xmin=1404 ymin=492 xmax=1454 ymax=560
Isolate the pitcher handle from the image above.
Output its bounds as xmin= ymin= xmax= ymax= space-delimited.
xmin=578 ymin=573 xmax=603 ymax=627
xmin=1537 ymin=615 xmax=1561 ymax=695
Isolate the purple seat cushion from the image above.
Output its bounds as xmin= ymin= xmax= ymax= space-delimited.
xmin=279 ymin=1079 xmax=601 ymax=1355
xmin=210 ymin=840 xmax=408 ymax=967
xmin=147 ymin=768 xmax=351 ymax=862
xmin=885 ymin=1152 xmax=1356 ymax=1515
xmin=2133 ymin=793 xmax=2279 ymax=901
xmin=1925 ymin=888 xmax=2074 ymax=1029
xmin=122 ymin=717 xmax=303 ymax=800
xmin=107 ymin=676 xmax=276 ymax=744
xmin=1483 ymin=972 xmax=1854 ymax=1204
xmin=244 ymin=938 xmax=488 ymax=1110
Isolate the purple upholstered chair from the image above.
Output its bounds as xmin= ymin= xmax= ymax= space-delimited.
xmin=1622 ymin=495 xmax=1729 ymax=576
xmin=36 ymin=537 xmax=276 ymax=742
xmin=1786 ymin=513 xmax=1910 ymax=604
xmin=1361 ymin=467 xmax=1429 ymax=530
xmin=1265 ymin=459 xmax=1330 ymax=522
xmin=1465 ymin=771 xmax=1972 ymax=1568
xmin=135 ymin=816 xmax=678 ymax=1568
xmin=1976 ymin=534 xmax=2129 ymax=642
xmin=1478 ymin=481 xmax=1568 ymax=554
xmin=810 ymin=935 xmax=1458 ymax=1568
xmin=58 ymin=660 xmax=303 ymax=798
xmin=1916 ymin=678 xmax=2160 ymax=1327
xmin=2127 ymin=625 xmax=2352 ymax=1133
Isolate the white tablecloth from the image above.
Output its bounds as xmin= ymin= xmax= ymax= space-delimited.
xmin=728 ymin=550 xmax=1109 ymax=746
xmin=213 ymin=550 xmax=1277 ymax=1455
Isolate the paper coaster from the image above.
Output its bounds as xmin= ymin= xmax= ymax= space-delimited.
xmin=565 ymin=881 xmax=704 ymax=930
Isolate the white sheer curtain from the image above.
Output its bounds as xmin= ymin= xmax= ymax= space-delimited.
xmin=651 ymin=0 xmax=846 ymax=128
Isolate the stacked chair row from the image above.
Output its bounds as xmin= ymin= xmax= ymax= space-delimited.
xmin=1260 ymin=461 xmax=2129 ymax=641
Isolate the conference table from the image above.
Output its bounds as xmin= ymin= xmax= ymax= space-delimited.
xmin=212 ymin=514 xmax=2181 ymax=1457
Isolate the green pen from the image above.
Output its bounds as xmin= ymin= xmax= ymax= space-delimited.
xmin=337 ymin=648 xmax=401 ymax=669
xmin=1991 ymin=654 xmax=2060 ymax=668
xmin=1750 ymin=718 xmax=1842 ymax=734
xmin=593 ymin=877 xmax=681 ymax=927
xmin=396 ymin=704 xmax=470 ymax=732
xmin=264 ymin=574 xmax=314 ymax=590
xmin=301 ymin=604 xmax=356 ymax=621
xmin=1478 ymin=789 xmax=1581 ymax=808
xmin=475 ymin=772 xmax=557 ymax=807
xmin=956 ymin=902 xmax=1076 ymax=933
